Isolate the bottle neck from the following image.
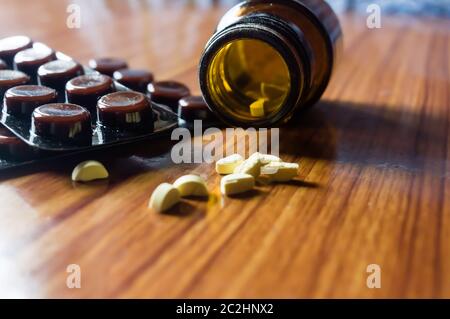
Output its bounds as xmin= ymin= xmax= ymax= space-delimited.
xmin=199 ymin=15 xmax=312 ymax=127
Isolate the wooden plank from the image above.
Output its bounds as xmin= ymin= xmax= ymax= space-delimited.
xmin=0 ymin=0 xmax=449 ymax=298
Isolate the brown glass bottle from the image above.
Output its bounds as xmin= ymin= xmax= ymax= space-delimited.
xmin=199 ymin=0 xmax=342 ymax=127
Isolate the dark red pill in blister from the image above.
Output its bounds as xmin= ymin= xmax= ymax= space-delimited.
xmin=0 ymin=124 xmax=34 ymax=159
xmin=0 ymin=35 xmax=33 ymax=68
xmin=113 ymin=69 xmax=154 ymax=93
xmin=147 ymin=80 xmax=190 ymax=111
xmin=66 ymin=74 xmax=115 ymax=114
xmin=38 ymin=60 xmax=84 ymax=97
xmin=88 ymin=57 xmax=128 ymax=77
xmin=4 ymin=85 xmax=57 ymax=117
xmin=178 ymin=95 xmax=217 ymax=122
xmin=0 ymin=59 xmax=7 ymax=70
xmin=97 ymin=91 xmax=153 ymax=133
xmin=31 ymin=103 xmax=92 ymax=144
xmin=0 ymin=70 xmax=30 ymax=101
xmin=14 ymin=43 xmax=56 ymax=82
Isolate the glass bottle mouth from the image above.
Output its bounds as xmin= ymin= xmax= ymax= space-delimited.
xmin=199 ymin=22 xmax=310 ymax=127
xmin=206 ymin=38 xmax=291 ymax=123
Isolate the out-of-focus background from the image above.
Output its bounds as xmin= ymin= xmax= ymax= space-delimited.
xmin=194 ymin=0 xmax=450 ymax=17
xmin=329 ymin=0 xmax=450 ymax=17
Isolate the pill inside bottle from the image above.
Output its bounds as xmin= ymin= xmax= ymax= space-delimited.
xmin=206 ymin=39 xmax=290 ymax=122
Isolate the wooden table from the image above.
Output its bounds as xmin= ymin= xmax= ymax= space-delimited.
xmin=1 ymin=0 xmax=449 ymax=298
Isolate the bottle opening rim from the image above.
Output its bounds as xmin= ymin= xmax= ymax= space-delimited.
xmin=199 ymin=23 xmax=310 ymax=127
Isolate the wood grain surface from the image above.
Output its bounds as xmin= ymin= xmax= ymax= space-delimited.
xmin=0 ymin=0 xmax=449 ymax=298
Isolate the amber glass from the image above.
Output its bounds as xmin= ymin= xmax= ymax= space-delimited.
xmin=199 ymin=0 xmax=342 ymax=127
xmin=207 ymin=39 xmax=291 ymax=122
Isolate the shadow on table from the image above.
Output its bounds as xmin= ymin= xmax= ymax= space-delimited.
xmin=0 ymin=138 xmax=177 ymax=182
xmin=1 ymin=99 xmax=448 ymax=182
xmin=282 ymin=100 xmax=449 ymax=175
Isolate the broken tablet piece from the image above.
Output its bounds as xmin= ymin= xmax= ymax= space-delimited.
xmin=71 ymin=160 xmax=109 ymax=182
xmin=261 ymin=162 xmax=299 ymax=182
xmin=233 ymin=152 xmax=263 ymax=177
xmin=250 ymin=98 xmax=266 ymax=117
xmin=149 ymin=183 xmax=181 ymax=213
xmin=215 ymin=154 xmax=244 ymax=175
xmin=173 ymin=174 xmax=209 ymax=197
xmin=252 ymin=152 xmax=282 ymax=165
xmin=221 ymin=173 xmax=255 ymax=196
